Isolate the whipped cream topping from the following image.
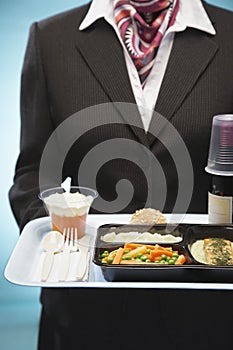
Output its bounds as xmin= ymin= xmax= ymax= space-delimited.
xmin=43 ymin=192 xmax=94 ymax=217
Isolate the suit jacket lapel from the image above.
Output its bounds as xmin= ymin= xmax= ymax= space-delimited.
xmin=148 ymin=28 xmax=219 ymax=145
xmin=75 ymin=15 xmax=219 ymax=148
xmin=76 ymin=19 xmax=149 ymax=147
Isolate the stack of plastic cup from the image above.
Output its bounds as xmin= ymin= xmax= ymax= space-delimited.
xmin=205 ymin=114 xmax=233 ymax=176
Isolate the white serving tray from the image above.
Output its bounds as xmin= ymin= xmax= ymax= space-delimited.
xmin=5 ymin=213 xmax=233 ymax=289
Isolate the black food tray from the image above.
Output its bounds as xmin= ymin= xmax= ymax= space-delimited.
xmin=92 ymin=223 xmax=233 ymax=283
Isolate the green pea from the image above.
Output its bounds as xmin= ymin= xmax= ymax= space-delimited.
xmin=107 ymin=257 xmax=114 ymax=264
xmin=137 ymin=253 xmax=143 ymax=258
xmin=146 ymin=249 xmax=151 ymax=254
xmin=141 ymin=255 xmax=148 ymax=261
xmin=160 ymin=260 xmax=166 ymax=264
xmin=168 ymin=259 xmax=175 ymax=265
xmin=146 ymin=259 xmax=151 ymax=263
xmin=122 ymin=255 xmax=132 ymax=260
xmin=161 ymin=254 xmax=167 ymax=260
xmin=172 ymin=253 xmax=179 ymax=258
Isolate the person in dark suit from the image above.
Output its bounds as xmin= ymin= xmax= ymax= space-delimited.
xmin=9 ymin=1 xmax=233 ymax=349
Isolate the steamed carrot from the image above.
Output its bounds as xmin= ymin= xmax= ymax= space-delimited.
xmin=154 ymin=245 xmax=173 ymax=251
xmin=124 ymin=243 xmax=156 ymax=250
xmin=108 ymin=249 xmax=118 ymax=257
xmin=124 ymin=245 xmax=148 ymax=258
xmin=112 ymin=247 xmax=125 ymax=264
xmin=124 ymin=243 xmax=142 ymax=249
xmin=175 ymin=254 xmax=186 ymax=265
xmin=150 ymin=249 xmax=173 ymax=259
xmin=154 ymin=256 xmax=162 ymax=261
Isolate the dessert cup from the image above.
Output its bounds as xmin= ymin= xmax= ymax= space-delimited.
xmin=39 ymin=186 xmax=98 ymax=238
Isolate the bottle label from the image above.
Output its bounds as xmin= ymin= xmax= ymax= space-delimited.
xmin=208 ymin=192 xmax=233 ymax=224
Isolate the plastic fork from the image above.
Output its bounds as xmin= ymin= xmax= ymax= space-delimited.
xmin=58 ymin=227 xmax=78 ymax=281
xmin=71 ymin=228 xmax=79 ymax=252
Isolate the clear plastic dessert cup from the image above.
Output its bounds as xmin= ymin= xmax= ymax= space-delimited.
xmin=39 ymin=186 xmax=98 ymax=238
xmin=205 ymin=114 xmax=233 ymax=176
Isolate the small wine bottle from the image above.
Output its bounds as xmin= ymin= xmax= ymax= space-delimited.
xmin=208 ymin=175 xmax=233 ymax=224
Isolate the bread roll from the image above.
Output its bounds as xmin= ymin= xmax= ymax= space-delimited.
xmin=130 ymin=208 xmax=166 ymax=225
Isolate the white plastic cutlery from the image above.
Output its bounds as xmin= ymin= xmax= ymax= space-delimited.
xmin=76 ymin=234 xmax=91 ymax=280
xmin=58 ymin=228 xmax=78 ymax=281
xmin=41 ymin=228 xmax=90 ymax=282
xmin=41 ymin=231 xmax=64 ymax=282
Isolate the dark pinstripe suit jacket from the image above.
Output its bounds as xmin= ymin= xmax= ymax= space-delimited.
xmin=8 ymin=1 xmax=233 ymax=337
xmin=9 ymin=2 xmax=233 ymax=230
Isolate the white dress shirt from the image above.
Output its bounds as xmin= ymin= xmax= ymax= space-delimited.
xmin=80 ymin=0 xmax=216 ymax=132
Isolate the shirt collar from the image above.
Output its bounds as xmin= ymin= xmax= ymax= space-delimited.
xmin=79 ymin=0 xmax=216 ymax=35
xmin=175 ymin=0 xmax=216 ymax=35
xmin=79 ymin=0 xmax=113 ymax=30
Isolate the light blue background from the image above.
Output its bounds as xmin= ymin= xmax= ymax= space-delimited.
xmin=1 ymin=1 xmax=233 ymax=349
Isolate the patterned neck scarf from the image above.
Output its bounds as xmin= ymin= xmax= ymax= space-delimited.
xmin=114 ymin=0 xmax=179 ymax=87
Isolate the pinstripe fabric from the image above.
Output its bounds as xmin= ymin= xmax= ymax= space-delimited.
xmin=9 ymin=2 xmax=233 ymax=229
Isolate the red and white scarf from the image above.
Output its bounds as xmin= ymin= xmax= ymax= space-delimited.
xmin=114 ymin=0 xmax=179 ymax=87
